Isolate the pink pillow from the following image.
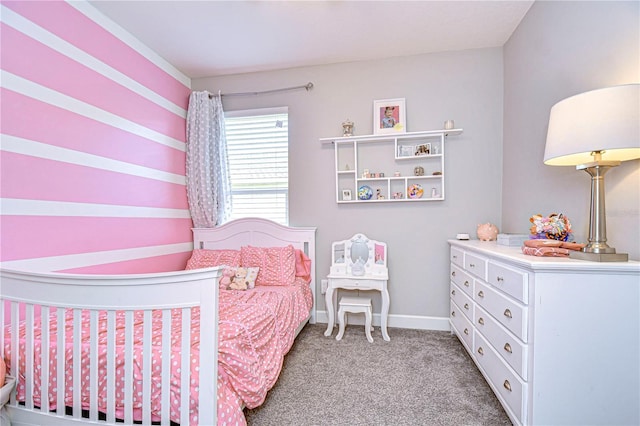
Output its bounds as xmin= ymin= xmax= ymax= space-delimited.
xmin=241 ymin=245 xmax=296 ymax=286
xmin=185 ymin=249 xmax=241 ymax=270
xmin=295 ymin=249 xmax=312 ymax=283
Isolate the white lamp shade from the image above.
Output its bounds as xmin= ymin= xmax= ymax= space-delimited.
xmin=544 ymin=84 xmax=640 ymax=166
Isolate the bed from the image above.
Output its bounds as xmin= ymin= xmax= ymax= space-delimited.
xmin=0 ymin=218 xmax=316 ymax=426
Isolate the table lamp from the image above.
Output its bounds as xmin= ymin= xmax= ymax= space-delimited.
xmin=544 ymin=84 xmax=640 ymax=261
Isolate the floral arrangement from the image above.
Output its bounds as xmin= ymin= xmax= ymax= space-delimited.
xmin=529 ymin=213 xmax=573 ymax=241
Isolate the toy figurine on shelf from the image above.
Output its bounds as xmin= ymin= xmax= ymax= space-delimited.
xmin=376 ymin=189 xmax=385 ymax=200
xmin=342 ymin=119 xmax=354 ymax=137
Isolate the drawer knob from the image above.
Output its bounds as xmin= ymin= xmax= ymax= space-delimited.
xmin=452 ymin=271 xmax=456 ymax=277
xmin=504 ymin=343 xmax=512 ymax=353
xmin=453 ymin=255 xmax=458 ymax=259
xmin=478 ymin=317 xmax=484 ymax=325
xmin=464 ymin=328 xmax=469 ymax=335
xmin=477 ymin=290 xmax=484 ymax=298
xmin=477 ymin=346 xmax=484 ymax=355
xmin=504 ymin=309 xmax=513 ymax=319
xmin=464 ymin=303 xmax=469 ymax=310
xmin=464 ymin=280 xmax=470 ymax=287
xmin=503 ymin=380 xmax=512 ymax=392
xmin=497 ymin=276 xmax=504 ymax=282
xmin=451 ymin=289 xmax=456 ymax=296
xmin=469 ymin=263 xmax=475 ymax=268
xmin=451 ymin=311 xmax=456 ymax=317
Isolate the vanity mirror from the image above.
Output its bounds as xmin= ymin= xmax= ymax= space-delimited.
xmin=350 ymin=235 xmax=370 ymax=265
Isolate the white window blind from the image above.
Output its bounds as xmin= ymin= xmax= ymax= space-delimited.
xmin=224 ymin=107 xmax=289 ymax=225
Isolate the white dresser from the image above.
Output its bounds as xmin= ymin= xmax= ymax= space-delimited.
xmin=448 ymin=240 xmax=640 ymax=426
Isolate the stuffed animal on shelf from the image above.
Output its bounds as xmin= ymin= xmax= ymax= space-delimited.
xmin=218 ymin=267 xmax=235 ymax=290
xmin=229 ymin=267 xmax=249 ymax=290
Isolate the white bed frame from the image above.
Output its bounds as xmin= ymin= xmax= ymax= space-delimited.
xmin=0 ymin=218 xmax=316 ymax=426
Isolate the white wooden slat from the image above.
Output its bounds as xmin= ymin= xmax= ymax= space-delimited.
xmin=72 ymin=309 xmax=82 ymax=419
xmin=198 ymin=281 xmax=218 ymax=425
xmin=41 ymin=306 xmax=50 ymax=413
xmin=89 ymin=310 xmax=99 ymax=421
xmin=24 ymin=304 xmax=34 ymax=409
xmin=142 ymin=310 xmax=152 ymax=425
xmin=56 ymin=308 xmax=65 ymax=418
xmin=0 ymin=300 xmax=4 ymax=360
xmin=160 ymin=309 xmax=171 ymax=426
xmin=180 ymin=307 xmax=191 ymax=425
xmin=124 ymin=310 xmax=134 ymax=424
xmin=106 ymin=311 xmax=116 ymax=423
xmin=10 ymin=303 xmax=19 ymax=407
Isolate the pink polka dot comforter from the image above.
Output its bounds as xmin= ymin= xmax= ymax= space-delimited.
xmin=3 ymin=278 xmax=312 ymax=425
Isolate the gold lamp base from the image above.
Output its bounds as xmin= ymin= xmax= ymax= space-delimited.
xmin=569 ymin=250 xmax=628 ymax=262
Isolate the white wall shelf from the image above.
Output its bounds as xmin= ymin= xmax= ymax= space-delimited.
xmin=321 ymin=129 xmax=463 ymax=203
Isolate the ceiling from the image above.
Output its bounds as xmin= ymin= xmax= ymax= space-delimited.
xmin=88 ymin=0 xmax=535 ymax=79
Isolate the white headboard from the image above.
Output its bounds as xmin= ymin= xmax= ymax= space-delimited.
xmin=192 ymin=217 xmax=317 ymax=323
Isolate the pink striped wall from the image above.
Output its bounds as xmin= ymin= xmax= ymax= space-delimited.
xmin=0 ymin=1 xmax=194 ymax=273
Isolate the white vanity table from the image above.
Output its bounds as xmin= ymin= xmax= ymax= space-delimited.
xmin=324 ymin=233 xmax=390 ymax=341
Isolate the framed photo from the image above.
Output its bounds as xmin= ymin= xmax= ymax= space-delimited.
xmin=398 ymin=145 xmax=414 ymax=157
xmin=415 ymin=143 xmax=431 ymax=156
xmin=373 ymin=98 xmax=406 ymax=134
xmin=342 ymin=189 xmax=352 ymax=201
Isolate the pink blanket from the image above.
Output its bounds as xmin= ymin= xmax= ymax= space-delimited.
xmin=3 ymin=278 xmax=312 ymax=425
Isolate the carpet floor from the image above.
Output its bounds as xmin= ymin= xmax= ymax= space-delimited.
xmin=244 ymin=323 xmax=512 ymax=425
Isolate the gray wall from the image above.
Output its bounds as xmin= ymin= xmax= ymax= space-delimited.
xmin=503 ymin=1 xmax=640 ymax=259
xmin=193 ymin=48 xmax=504 ymax=327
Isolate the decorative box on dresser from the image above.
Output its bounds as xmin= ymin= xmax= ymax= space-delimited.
xmin=448 ymin=240 xmax=640 ymax=426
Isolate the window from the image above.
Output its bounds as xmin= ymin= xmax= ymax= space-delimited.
xmin=224 ymin=107 xmax=289 ymax=225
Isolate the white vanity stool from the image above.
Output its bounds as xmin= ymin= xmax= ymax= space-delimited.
xmin=336 ymin=296 xmax=374 ymax=343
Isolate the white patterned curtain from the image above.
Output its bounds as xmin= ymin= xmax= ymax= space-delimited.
xmin=186 ymin=92 xmax=231 ymax=228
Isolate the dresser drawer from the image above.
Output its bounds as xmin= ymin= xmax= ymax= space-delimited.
xmin=476 ymin=281 xmax=528 ymax=342
xmin=474 ymin=332 xmax=527 ymax=425
xmin=450 ymin=247 xmax=464 ymax=267
xmin=488 ymin=261 xmax=528 ymax=304
xmin=450 ymin=300 xmax=473 ymax=351
xmin=464 ymin=253 xmax=487 ymax=280
xmin=475 ymin=304 xmax=528 ymax=381
xmin=450 ymin=264 xmax=473 ymax=297
xmin=450 ymin=282 xmax=474 ymax=322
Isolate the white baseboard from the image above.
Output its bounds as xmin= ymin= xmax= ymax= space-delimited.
xmin=315 ymin=310 xmax=451 ymax=332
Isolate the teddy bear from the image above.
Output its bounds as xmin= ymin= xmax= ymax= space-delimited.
xmin=218 ymin=267 xmax=235 ymax=290
xmin=229 ymin=267 xmax=248 ymax=290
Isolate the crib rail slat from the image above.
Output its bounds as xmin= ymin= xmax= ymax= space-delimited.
xmin=89 ymin=310 xmax=99 ymax=421
xmin=180 ymin=307 xmax=191 ymax=426
xmin=11 ymin=303 xmax=19 ymax=407
xmin=161 ymin=309 xmax=171 ymax=426
xmin=124 ymin=310 xmax=134 ymax=424
xmin=41 ymin=306 xmax=51 ymax=414
xmin=24 ymin=304 xmax=34 ymax=410
xmin=72 ymin=308 xmax=82 ymax=419
xmin=106 ymin=310 xmax=116 ymax=424
xmin=142 ymin=310 xmax=152 ymax=425
xmin=56 ymin=307 xmax=66 ymax=418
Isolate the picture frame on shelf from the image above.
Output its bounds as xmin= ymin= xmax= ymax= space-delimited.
xmin=373 ymin=98 xmax=406 ymax=134
xmin=398 ymin=145 xmax=414 ymax=157
xmin=414 ymin=143 xmax=431 ymax=156
xmin=341 ymin=189 xmax=352 ymax=201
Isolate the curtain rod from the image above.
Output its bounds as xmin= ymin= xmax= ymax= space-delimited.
xmin=208 ymin=82 xmax=313 ymax=98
